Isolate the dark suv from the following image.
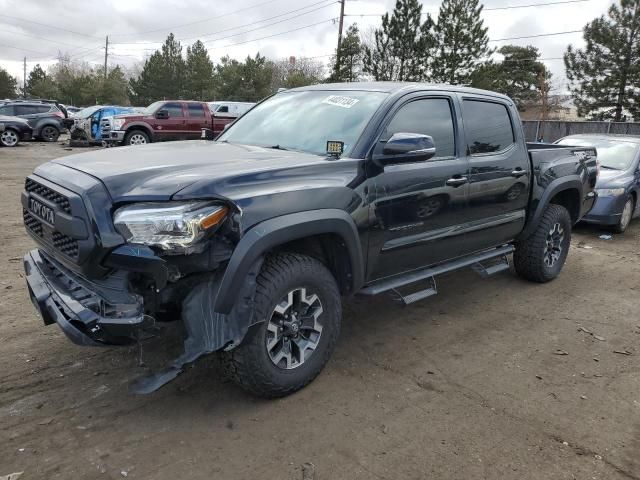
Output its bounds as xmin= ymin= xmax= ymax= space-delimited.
xmin=0 ymin=101 xmax=66 ymax=142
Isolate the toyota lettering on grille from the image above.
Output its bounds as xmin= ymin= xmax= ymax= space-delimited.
xmin=29 ymin=198 xmax=55 ymax=225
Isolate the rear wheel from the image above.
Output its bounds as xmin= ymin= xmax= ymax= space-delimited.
xmin=220 ymin=253 xmax=341 ymax=398
xmin=514 ymin=204 xmax=572 ymax=283
xmin=611 ymin=196 xmax=634 ymax=234
xmin=124 ymin=130 xmax=149 ymax=146
xmin=0 ymin=129 xmax=19 ymax=147
xmin=40 ymin=125 xmax=60 ymax=142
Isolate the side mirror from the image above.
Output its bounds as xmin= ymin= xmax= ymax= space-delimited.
xmin=380 ymin=133 xmax=436 ymax=163
xmin=155 ymin=109 xmax=169 ymax=120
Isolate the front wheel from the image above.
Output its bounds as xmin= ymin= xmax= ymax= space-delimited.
xmin=514 ymin=204 xmax=572 ymax=283
xmin=220 ymin=253 xmax=341 ymax=397
xmin=0 ymin=129 xmax=19 ymax=147
xmin=611 ymin=197 xmax=634 ymax=234
xmin=124 ymin=130 xmax=149 ymax=146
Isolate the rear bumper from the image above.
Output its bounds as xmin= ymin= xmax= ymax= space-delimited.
xmin=23 ymin=249 xmax=149 ymax=346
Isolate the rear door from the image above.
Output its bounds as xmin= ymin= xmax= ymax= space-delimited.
xmin=185 ymin=103 xmax=209 ymax=138
xmin=367 ymin=94 xmax=470 ymax=280
xmin=0 ymin=105 xmax=14 ymax=116
xmin=458 ymin=96 xmax=530 ymax=250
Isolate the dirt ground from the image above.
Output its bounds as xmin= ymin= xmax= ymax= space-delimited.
xmin=1 ymin=139 xmax=639 ymax=480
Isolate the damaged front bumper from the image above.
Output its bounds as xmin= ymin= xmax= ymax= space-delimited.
xmin=23 ymin=249 xmax=150 ymax=346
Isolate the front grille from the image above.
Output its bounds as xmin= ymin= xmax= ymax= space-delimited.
xmin=53 ymin=231 xmax=79 ymax=258
xmin=23 ymin=210 xmax=43 ymax=237
xmin=25 ymin=178 xmax=71 ymax=214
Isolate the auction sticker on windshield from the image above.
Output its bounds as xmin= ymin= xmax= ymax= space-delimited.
xmin=323 ymin=95 xmax=359 ymax=108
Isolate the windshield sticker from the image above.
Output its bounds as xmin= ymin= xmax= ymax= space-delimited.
xmin=323 ymin=95 xmax=359 ymax=109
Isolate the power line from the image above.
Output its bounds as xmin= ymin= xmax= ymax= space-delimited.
xmin=0 ymin=14 xmax=100 ymax=38
xmin=345 ymin=0 xmax=591 ymax=16
xmin=490 ymin=30 xmax=582 ymax=42
xmin=208 ymin=18 xmax=336 ymax=50
xmin=109 ymin=0 xmax=286 ymax=38
xmin=0 ymin=28 xmax=79 ymax=48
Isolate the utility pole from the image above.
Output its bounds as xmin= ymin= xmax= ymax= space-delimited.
xmin=335 ymin=0 xmax=345 ymax=76
xmin=103 ymin=35 xmax=109 ymax=79
xmin=23 ymin=57 xmax=26 ymax=98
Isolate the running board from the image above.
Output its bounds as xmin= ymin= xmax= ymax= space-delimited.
xmin=471 ymin=254 xmax=511 ymax=278
xmin=359 ymin=245 xmax=514 ymax=298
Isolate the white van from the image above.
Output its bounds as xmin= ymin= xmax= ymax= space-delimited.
xmin=208 ymin=101 xmax=255 ymax=118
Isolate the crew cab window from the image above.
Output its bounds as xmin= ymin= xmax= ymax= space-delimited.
xmin=163 ymin=103 xmax=184 ymax=117
xmin=217 ymin=106 xmax=229 ymax=113
xmin=380 ymin=98 xmax=456 ymax=158
xmin=187 ymin=103 xmax=205 ymax=118
xmin=463 ymin=100 xmax=515 ymax=154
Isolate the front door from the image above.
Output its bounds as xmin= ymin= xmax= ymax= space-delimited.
xmin=366 ymin=95 xmax=470 ymax=281
xmin=458 ymin=97 xmax=530 ymax=250
xmin=153 ymin=102 xmax=186 ymax=141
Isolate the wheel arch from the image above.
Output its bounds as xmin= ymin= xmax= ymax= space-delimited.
xmin=213 ymin=209 xmax=364 ymax=314
xmin=125 ymin=124 xmax=153 ymax=142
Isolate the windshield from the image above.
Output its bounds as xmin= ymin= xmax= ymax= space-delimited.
xmin=75 ymin=105 xmax=103 ymax=118
xmin=557 ymin=137 xmax=640 ymax=170
xmin=218 ymin=90 xmax=389 ymax=156
xmin=142 ymin=101 xmax=165 ymax=115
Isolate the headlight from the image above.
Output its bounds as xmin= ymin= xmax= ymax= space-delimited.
xmin=596 ymin=188 xmax=625 ymax=197
xmin=112 ymin=118 xmax=126 ymax=130
xmin=113 ymin=202 xmax=229 ymax=250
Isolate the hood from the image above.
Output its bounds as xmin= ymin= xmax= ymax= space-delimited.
xmin=51 ymin=141 xmax=332 ymax=202
xmin=596 ymin=168 xmax=635 ymax=188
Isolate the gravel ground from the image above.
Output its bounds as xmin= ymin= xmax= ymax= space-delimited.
xmin=1 ymin=139 xmax=639 ymax=480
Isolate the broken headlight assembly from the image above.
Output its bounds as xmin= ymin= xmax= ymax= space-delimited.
xmin=113 ymin=202 xmax=229 ymax=251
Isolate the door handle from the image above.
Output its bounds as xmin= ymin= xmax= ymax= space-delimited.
xmin=446 ymin=176 xmax=468 ymax=187
xmin=511 ymin=169 xmax=527 ymax=178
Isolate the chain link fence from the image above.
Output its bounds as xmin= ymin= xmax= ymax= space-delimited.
xmin=522 ymin=121 xmax=640 ymax=143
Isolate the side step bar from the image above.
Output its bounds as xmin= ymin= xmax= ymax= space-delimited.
xmin=359 ymin=245 xmax=514 ymax=304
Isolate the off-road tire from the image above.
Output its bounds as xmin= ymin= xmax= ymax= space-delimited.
xmin=124 ymin=129 xmax=149 ymax=146
xmin=611 ymin=196 xmax=634 ymax=234
xmin=219 ymin=253 xmax=341 ymax=398
xmin=514 ymin=204 xmax=572 ymax=283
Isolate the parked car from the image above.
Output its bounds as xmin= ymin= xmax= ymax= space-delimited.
xmin=0 ymin=115 xmax=33 ymax=147
xmin=106 ymin=100 xmax=224 ymax=146
xmin=21 ymin=83 xmax=597 ymax=397
xmin=66 ymin=105 xmax=141 ymax=145
xmin=64 ymin=105 xmax=82 ymax=116
xmin=0 ymin=101 xmax=65 ymax=142
xmin=556 ymin=134 xmax=640 ymax=233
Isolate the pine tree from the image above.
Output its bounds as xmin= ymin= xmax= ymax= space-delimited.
xmin=25 ymin=64 xmax=49 ymax=96
xmin=470 ymin=45 xmax=548 ymax=111
xmin=329 ymin=24 xmax=364 ymax=82
xmin=0 ymin=67 xmax=17 ymax=98
xmin=363 ymin=0 xmax=435 ymax=81
xmin=214 ymin=54 xmax=275 ymax=102
xmin=432 ymin=0 xmax=491 ymax=85
xmin=185 ymin=40 xmax=214 ymax=100
xmin=565 ymin=0 xmax=640 ymax=121
xmin=129 ymin=33 xmax=186 ymax=105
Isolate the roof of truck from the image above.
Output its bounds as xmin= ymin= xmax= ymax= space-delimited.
xmin=288 ymin=81 xmax=512 ymax=101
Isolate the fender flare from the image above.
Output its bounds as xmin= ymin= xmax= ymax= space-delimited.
xmin=214 ymin=209 xmax=364 ymax=314
xmin=519 ymin=176 xmax=584 ymax=240
xmin=124 ymin=123 xmax=154 ymax=141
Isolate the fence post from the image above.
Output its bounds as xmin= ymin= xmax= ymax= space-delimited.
xmin=535 ymin=121 xmax=540 ymax=141
xmin=607 ymin=122 xmax=612 ymax=134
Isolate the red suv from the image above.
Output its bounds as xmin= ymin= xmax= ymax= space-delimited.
xmin=107 ymin=100 xmax=232 ymax=146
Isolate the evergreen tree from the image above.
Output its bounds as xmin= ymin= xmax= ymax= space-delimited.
xmin=214 ymin=54 xmax=274 ymax=102
xmin=565 ymin=0 xmax=640 ymax=121
xmin=470 ymin=45 xmax=548 ymax=111
xmin=329 ymin=24 xmax=364 ymax=82
xmin=100 ymin=66 xmax=130 ymax=105
xmin=432 ymin=0 xmax=491 ymax=85
xmin=273 ymin=57 xmax=324 ymax=89
xmin=185 ymin=40 xmax=214 ymax=100
xmin=129 ymin=33 xmax=185 ymax=105
xmin=363 ymin=0 xmax=435 ymax=81
xmin=0 ymin=67 xmax=17 ymax=98
xmin=25 ymin=64 xmax=52 ymax=97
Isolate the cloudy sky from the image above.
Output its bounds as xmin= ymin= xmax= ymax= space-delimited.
xmin=0 ymin=0 xmax=615 ymax=90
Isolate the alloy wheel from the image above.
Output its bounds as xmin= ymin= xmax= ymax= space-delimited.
xmin=544 ymin=222 xmax=564 ymax=267
xmin=620 ymin=199 xmax=633 ymax=231
xmin=41 ymin=126 xmax=58 ymax=142
xmin=1 ymin=130 xmax=18 ymax=146
xmin=265 ymin=287 xmax=323 ymax=370
xmin=128 ymin=134 xmax=147 ymax=145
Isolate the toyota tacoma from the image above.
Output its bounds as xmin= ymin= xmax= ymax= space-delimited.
xmin=21 ymin=83 xmax=598 ymax=397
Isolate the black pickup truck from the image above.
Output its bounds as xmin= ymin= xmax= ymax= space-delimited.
xmin=21 ymin=83 xmax=598 ymax=397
